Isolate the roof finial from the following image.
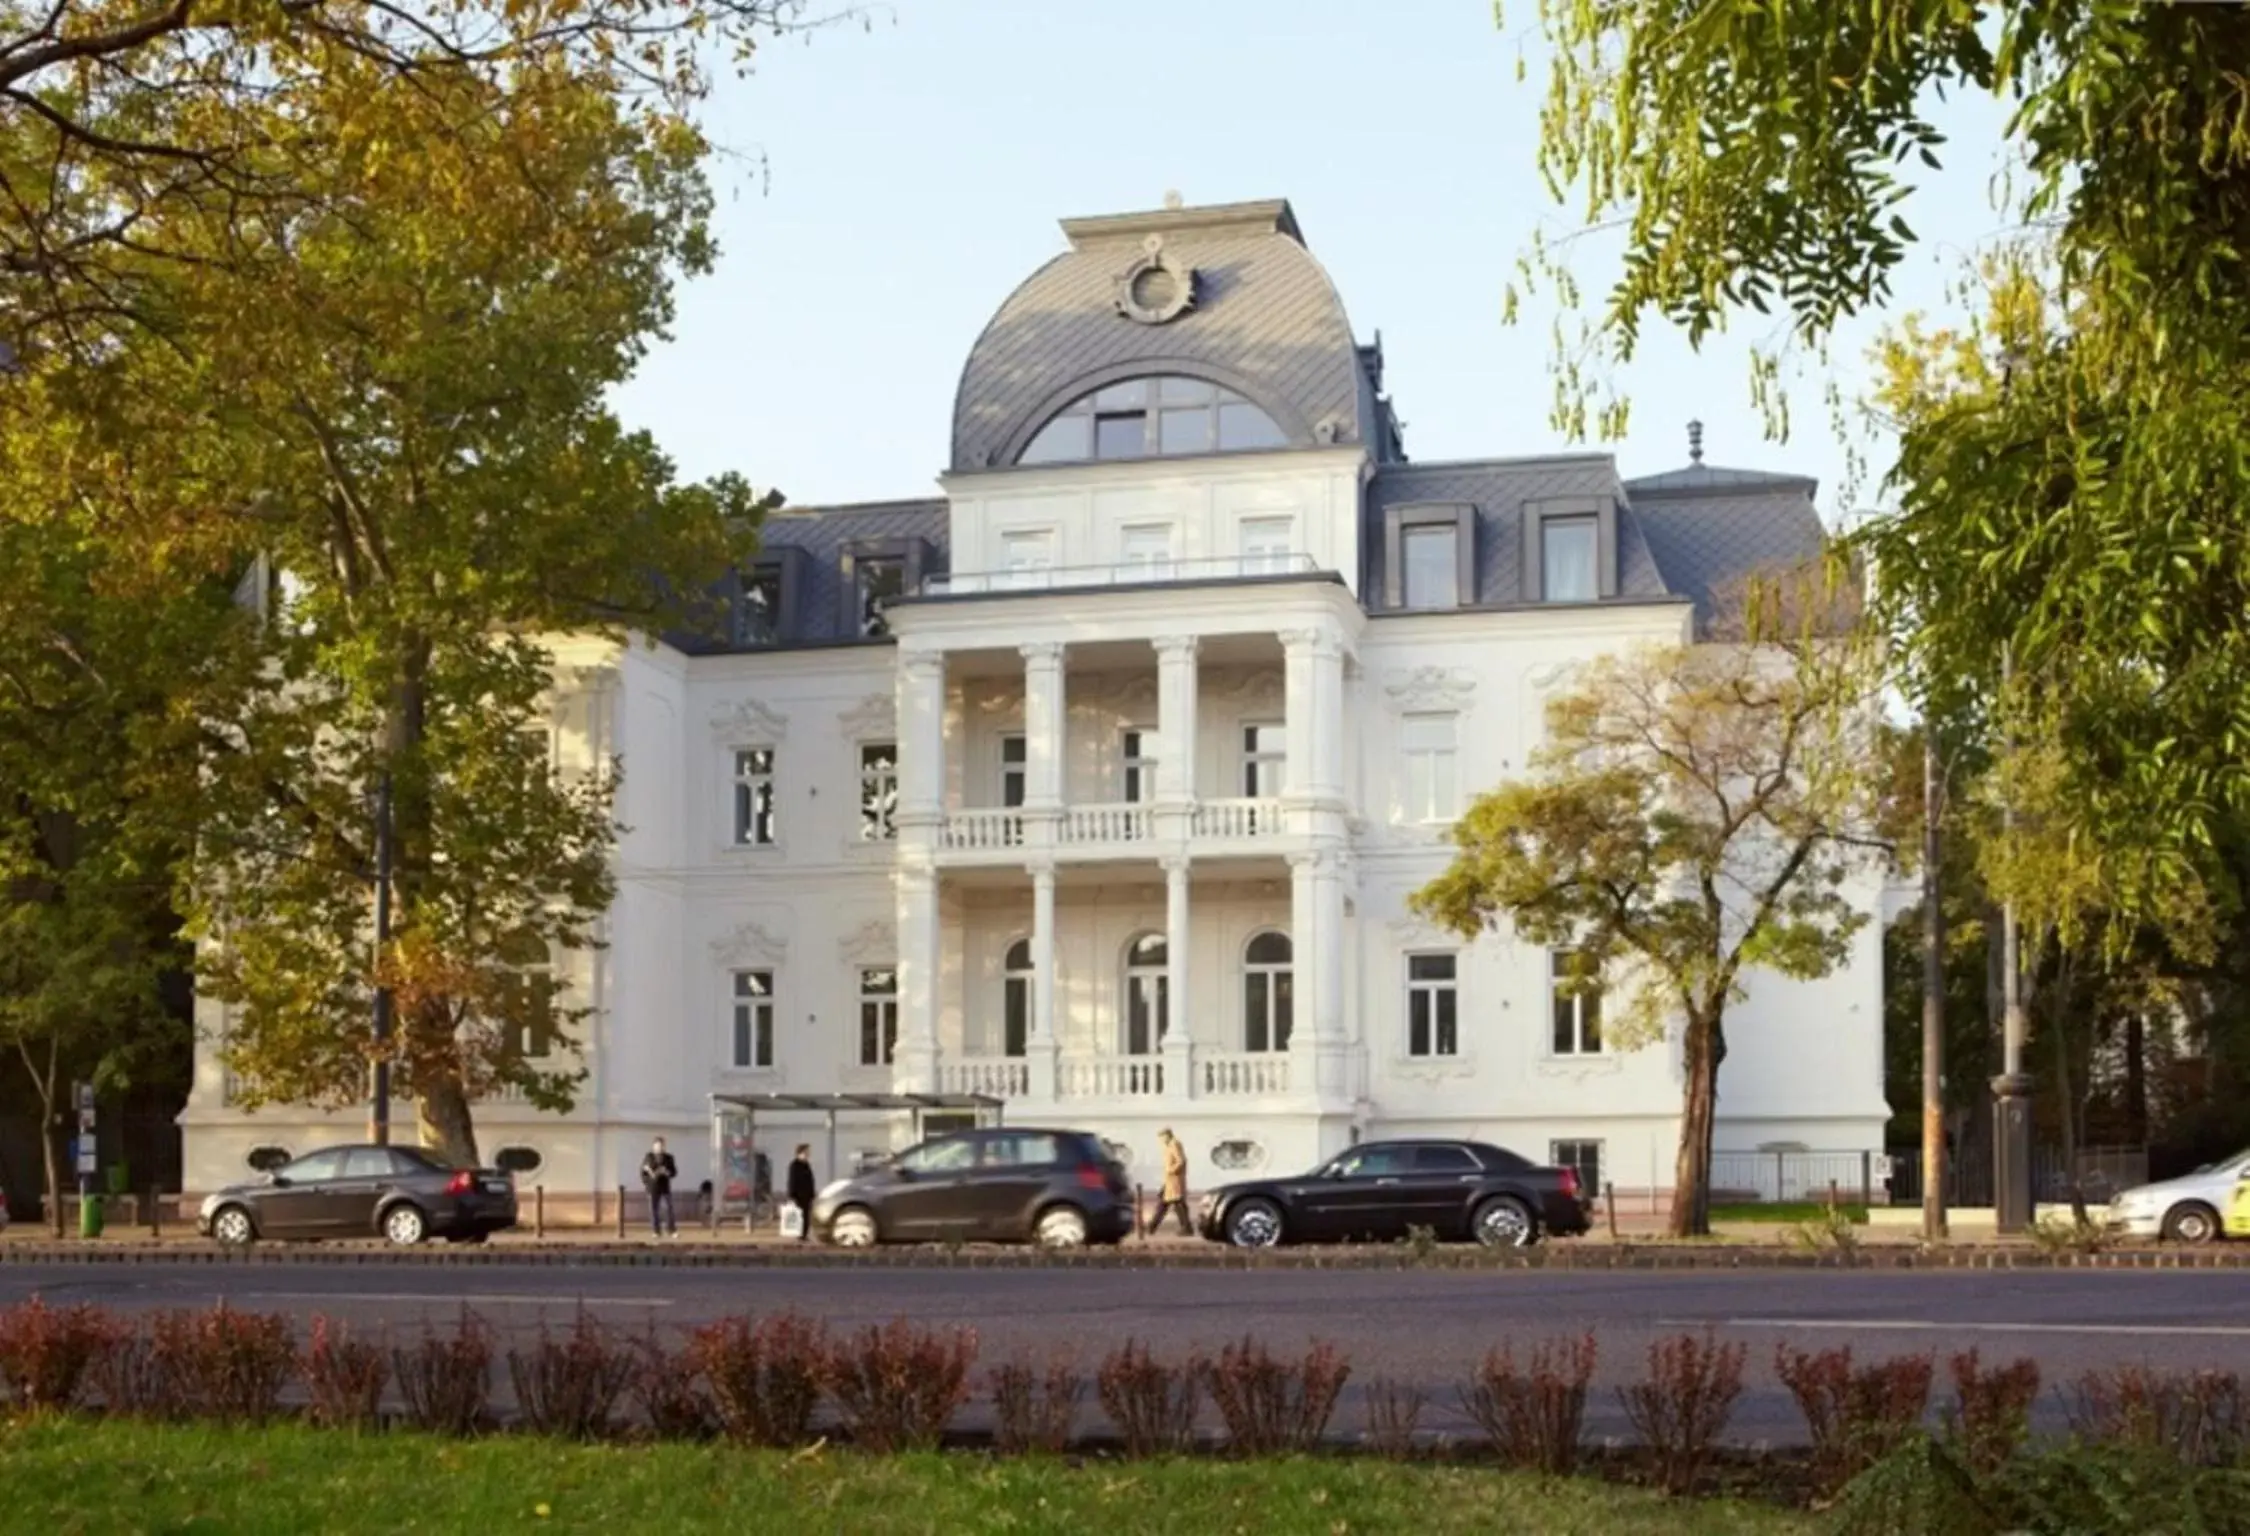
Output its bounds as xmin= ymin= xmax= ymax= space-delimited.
xmin=1687 ymin=418 xmax=1704 ymax=464
xmin=1162 ymin=189 xmax=1184 ymax=210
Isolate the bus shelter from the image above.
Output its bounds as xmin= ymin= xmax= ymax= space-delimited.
xmin=708 ymin=1091 xmax=1005 ymax=1225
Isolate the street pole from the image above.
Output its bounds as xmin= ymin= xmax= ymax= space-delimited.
xmin=1993 ymin=647 xmax=2034 ymax=1232
xmin=1921 ymin=730 xmax=1948 ymax=1242
xmin=370 ymin=768 xmax=394 ymax=1146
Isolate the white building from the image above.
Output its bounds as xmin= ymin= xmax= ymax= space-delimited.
xmin=181 ymin=197 xmax=1891 ymax=1204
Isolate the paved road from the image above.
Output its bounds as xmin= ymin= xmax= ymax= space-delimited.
xmin=8 ymin=1261 xmax=2245 ymax=1443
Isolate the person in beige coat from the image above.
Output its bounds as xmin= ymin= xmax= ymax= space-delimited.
xmin=1146 ymin=1128 xmax=1192 ymax=1238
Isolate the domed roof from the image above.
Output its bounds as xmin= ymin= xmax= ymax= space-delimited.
xmin=950 ymin=198 xmax=1379 ymax=472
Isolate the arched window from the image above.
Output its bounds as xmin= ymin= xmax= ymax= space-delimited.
xmin=1017 ymin=375 xmax=1288 ymax=465
xmin=1122 ymin=933 xmax=1168 ymax=1056
xmin=1242 ymin=931 xmax=1294 ymax=1054
xmin=1002 ymin=939 xmax=1033 ymax=1059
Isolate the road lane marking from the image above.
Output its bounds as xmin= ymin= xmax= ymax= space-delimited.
xmin=229 ymin=1292 xmax=673 ymax=1308
xmin=1693 ymin=1318 xmax=2250 ymax=1338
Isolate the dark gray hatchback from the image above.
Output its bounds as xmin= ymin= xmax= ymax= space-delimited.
xmin=197 ymin=1144 xmax=518 ymax=1247
xmin=811 ymin=1127 xmax=1133 ymax=1248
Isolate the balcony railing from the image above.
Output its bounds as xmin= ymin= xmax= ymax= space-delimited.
xmin=1062 ymin=802 xmax=1152 ymax=844
xmin=1059 ymin=1057 xmax=1165 ymax=1098
xmin=940 ymin=808 xmax=1024 ymax=850
xmin=922 ymin=552 xmax=1320 ymax=598
xmin=939 ymin=798 xmax=1284 ymax=854
xmin=1190 ymin=798 xmax=1288 ymax=840
xmin=938 ymin=1057 xmax=1031 ymax=1099
xmin=1200 ymin=1052 xmax=1290 ymax=1097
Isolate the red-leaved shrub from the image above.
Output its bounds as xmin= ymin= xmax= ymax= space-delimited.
xmin=2067 ymin=1364 xmax=2248 ymax=1466
xmin=90 ymin=1325 xmax=175 ymax=1420
xmin=1775 ymin=1344 xmax=1933 ymax=1499
xmin=1097 ymin=1339 xmax=1203 ymax=1457
xmin=822 ymin=1319 xmax=978 ymax=1453
xmin=1362 ymin=1376 xmax=1425 ymax=1459
xmin=1945 ymin=1348 xmax=2040 ymax=1475
xmin=631 ymin=1326 xmax=716 ymax=1441
xmin=1203 ymin=1336 xmax=1351 ymax=1455
xmin=691 ymin=1313 xmax=827 ymax=1447
xmin=1619 ymin=1331 xmax=1746 ymax=1495
xmin=150 ymin=1305 xmax=297 ymax=1424
xmin=392 ymin=1308 xmax=492 ymax=1436
xmin=509 ymin=1309 xmax=636 ymax=1441
xmin=1460 ymin=1332 xmax=1598 ymax=1475
xmin=0 ymin=1297 xmax=118 ymax=1412
xmin=987 ymin=1353 xmax=1082 ymax=1455
xmin=306 ymin=1317 xmax=389 ymax=1431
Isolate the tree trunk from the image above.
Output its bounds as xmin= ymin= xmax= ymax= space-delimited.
xmin=1669 ymin=1009 xmax=1726 ymax=1237
xmin=417 ymin=1074 xmax=481 ymax=1168
xmin=25 ymin=1045 xmax=61 ymax=1238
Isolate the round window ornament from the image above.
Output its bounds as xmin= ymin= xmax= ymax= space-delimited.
xmin=1115 ymin=235 xmax=1197 ymax=326
xmin=1210 ymin=1139 xmax=1267 ymax=1173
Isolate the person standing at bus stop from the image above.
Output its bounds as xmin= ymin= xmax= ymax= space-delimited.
xmin=641 ymin=1136 xmax=679 ymax=1239
xmin=786 ymin=1144 xmax=817 ymax=1241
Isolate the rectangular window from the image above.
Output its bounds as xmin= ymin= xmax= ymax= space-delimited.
xmin=1121 ymin=729 xmax=1156 ymax=803
xmin=1405 ymin=953 xmax=1459 ymax=1058
xmin=1399 ymin=713 xmax=1458 ymax=823
xmin=855 ymin=557 xmax=906 ymax=637
xmin=1550 ymin=950 xmax=1604 ymax=1055
xmin=736 ymin=567 xmax=782 ymax=645
xmin=999 ymin=530 xmax=1055 ymax=589
xmin=858 ymin=967 xmax=899 ymax=1067
xmin=731 ymin=970 xmax=774 ymax=1070
xmin=1551 ymin=1139 xmax=1603 ymax=1200
xmin=733 ymin=748 xmax=777 ymax=846
xmin=1119 ymin=524 xmax=1175 ymax=580
xmin=1094 ymin=413 xmax=1147 ymax=459
xmin=1000 ymin=734 xmax=1027 ymax=809
xmin=858 ymin=742 xmax=898 ymax=842
xmin=1541 ymin=515 xmax=1599 ymax=603
xmin=1241 ymin=723 xmax=1285 ymax=797
xmin=1238 ymin=516 xmax=1293 ymax=576
xmin=1401 ymin=524 xmax=1459 ymax=610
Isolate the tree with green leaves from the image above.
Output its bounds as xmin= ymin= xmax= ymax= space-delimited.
xmin=7 ymin=55 xmax=767 ymax=1165
xmin=1413 ymin=580 xmax=1889 ymax=1235
xmin=1521 ymin=0 xmax=2250 ymax=931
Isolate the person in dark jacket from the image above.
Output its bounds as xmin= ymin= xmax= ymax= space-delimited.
xmin=786 ymin=1145 xmax=817 ymax=1241
xmin=640 ymin=1137 xmax=679 ymax=1238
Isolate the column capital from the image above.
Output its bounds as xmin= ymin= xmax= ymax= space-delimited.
xmin=1285 ymin=849 xmax=1324 ymax=871
xmin=1275 ymin=626 xmax=1320 ymax=652
xmin=1025 ymin=857 xmax=1058 ymax=883
xmin=1158 ymin=853 xmax=1191 ymax=878
xmin=1019 ymin=641 xmax=1065 ymax=666
xmin=899 ymin=647 xmax=946 ymax=677
xmin=1152 ymin=633 xmax=1201 ymax=660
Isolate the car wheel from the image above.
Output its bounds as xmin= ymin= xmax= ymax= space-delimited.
xmin=1035 ymin=1205 xmax=1089 ymax=1249
xmin=829 ymin=1206 xmax=878 ymax=1248
xmin=382 ymin=1204 xmax=429 ymax=1247
xmin=1473 ymin=1196 xmax=1538 ymax=1249
xmin=1224 ymin=1198 xmax=1284 ymax=1249
xmin=210 ymin=1205 xmax=256 ymax=1247
xmin=2163 ymin=1202 xmax=2221 ymax=1244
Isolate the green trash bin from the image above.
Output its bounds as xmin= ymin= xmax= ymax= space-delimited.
xmin=79 ymin=1193 xmax=104 ymax=1239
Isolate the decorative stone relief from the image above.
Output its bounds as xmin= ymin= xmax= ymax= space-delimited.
xmin=1384 ymin=665 xmax=1476 ymax=714
xmin=836 ymin=919 xmax=896 ymax=964
xmin=1209 ymin=1139 xmax=1267 ymax=1173
xmin=708 ymin=922 xmax=788 ymax=968
xmin=1113 ymin=235 xmax=1199 ymax=326
xmin=1391 ymin=1058 xmax=1479 ymax=1085
xmin=708 ymin=696 xmax=788 ymax=742
xmin=836 ymin=692 xmax=896 ymax=741
xmin=1206 ymin=665 xmax=1283 ymax=708
xmin=1534 ymin=1054 xmax=1628 ymax=1085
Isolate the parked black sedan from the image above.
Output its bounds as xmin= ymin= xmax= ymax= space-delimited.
xmin=812 ymin=1126 xmax=1134 ymax=1248
xmin=197 ymin=1144 xmax=518 ymax=1247
xmin=1197 ymin=1139 xmax=1589 ymax=1249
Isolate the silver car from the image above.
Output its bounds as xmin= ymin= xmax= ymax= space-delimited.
xmin=2106 ymin=1150 xmax=2250 ymax=1243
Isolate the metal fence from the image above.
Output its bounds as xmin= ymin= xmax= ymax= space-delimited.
xmin=1708 ymin=1149 xmax=1885 ymax=1206
xmin=1884 ymin=1144 xmax=2148 ymax=1208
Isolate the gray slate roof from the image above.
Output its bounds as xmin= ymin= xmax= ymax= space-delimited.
xmin=1622 ymin=465 xmax=1828 ymax=626
xmin=665 ymin=498 xmax=948 ymax=653
xmin=1364 ymin=456 xmax=1671 ymax=607
xmin=950 ymin=200 xmax=1376 ymax=472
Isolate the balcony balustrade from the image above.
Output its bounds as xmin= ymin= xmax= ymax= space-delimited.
xmin=921 ymin=552 xmax=1318 ymax=598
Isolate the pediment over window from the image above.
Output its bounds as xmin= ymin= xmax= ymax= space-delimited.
xmin=709 ymin=922 xmax=788 ymax=967
xmin=1384 ymin=665 xmax=1475 ymax=713
xmin=709 ymin=697 xmax=788 ymax=742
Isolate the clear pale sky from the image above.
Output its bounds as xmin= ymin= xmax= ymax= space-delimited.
xmin=612 ymin=1 xmax=2015 ymax=522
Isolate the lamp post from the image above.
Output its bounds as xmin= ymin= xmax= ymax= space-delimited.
xmin=1992 ymin=648 xmax=2033 ymax=1231
xmin=370 ymin=768 xmax=394 ymax=1146
xmin=1921 ymin=727 xmax=1948 ymax=1242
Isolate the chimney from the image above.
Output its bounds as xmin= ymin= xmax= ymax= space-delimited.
xmin=1687 ymin=419 xmax=1704 ymax=465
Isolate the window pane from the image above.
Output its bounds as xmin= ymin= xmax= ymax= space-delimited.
xmin=1244 ymin=973 xmax=1268 ymax=1052
xmin=1553 ymin=990 xmax=1577 ymax=1054
xmin=1019 ymin=414 xmax=1090 ymax=464
xmin=1001 ymin=533 xmax=1053 ymax=571
xmin=1401 ymin=525 xmax=1457 ymax=609
xmin=1001 ymin=735 xmax=1027 ymax=764
xmin=1217 ymin=400 xmax=1287 ymax=450
xmin=1094 ymin=413 xmax=1147 ymax=459
xmin=284 ymin=1150 xmax=347 ymax=1183
xmin=1408 ymin=953 xmax=1455 ymax=982
xmin=1120 ymin=526 xmax=1173 ymax=566
xmin=861 ymin=968 xmax=897 ymax=996
xmin=1158 ymin=409 xmax=1214 ymax=455
xmin=1542 ymin=516 xmax=1598 ymax=602
xmin=1246 ymin=930 xmax=1292 ymax=965
xmin=1157 ymin=376 xmax=1214 ymax=405
xmin=1272 ymin=971 xmax=1294 ymax=1051
xmin=1435 ymin=987 xmax=1457 ymax=1056
xmin=1401 ymin=714 xmax=1454 ymax=751
xmin=1581 ymin=986 xmax=1602 ymax=1052
xmin=1003 ymin=978 xmax=1028 ymax=1057
xmin=1408 ymin=990 xmax=1430 ymax=1056
xmin=1094 ymin=380 xmax=1149 ymax=409
xmin=738 ymin=570 xmax=781 ymax=645
xmin=735 ymin=970 xmax=770 ymax=999
xmin=1412 ymin=1146 xmax=1479 ymax=1173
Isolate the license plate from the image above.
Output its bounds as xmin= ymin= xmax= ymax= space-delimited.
xmin=482 ymin=1180 xmax=510 ymax=1195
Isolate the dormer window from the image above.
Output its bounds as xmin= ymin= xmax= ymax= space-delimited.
xmin=1540 ymin=516 xmax=1599 ymax=603
xmin=856 ymin=557 xmax=906 ymax=636
xmin=1017 ymin=375 xmax=1287 ymax=465
xmin=736 ymin=566 xmax=783 ymax=645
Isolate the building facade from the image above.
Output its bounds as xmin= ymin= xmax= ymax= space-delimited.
xmin=180 ymin=197 xmax=1893 ymax=1203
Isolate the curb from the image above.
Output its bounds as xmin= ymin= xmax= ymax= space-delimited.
xmin=0 ymin=1241 xmax=2237 ymax=1272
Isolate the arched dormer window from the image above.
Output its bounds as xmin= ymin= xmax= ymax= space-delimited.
xmin=1017 ymin=376 xmax=1287 ymax=465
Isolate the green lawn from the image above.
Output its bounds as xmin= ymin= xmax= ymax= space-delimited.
xmin=1710 ymin=1202 xmax=1871 ymax=1225
xmin=0 ymin=1419 xmax=1811 ymax=1536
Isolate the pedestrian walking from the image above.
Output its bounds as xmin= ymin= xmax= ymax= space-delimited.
xmin=786 ymin=1144 xmax=817 ymax=1241
xmin=640 ymin=1136 xmax=679 ymax=1238
xmin=1146 ymin=1128 xmax=1192 ymax=1238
